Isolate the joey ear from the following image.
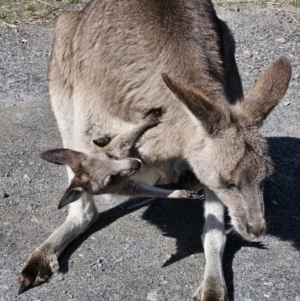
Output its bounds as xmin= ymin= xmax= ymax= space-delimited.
xmin=58 ymin=178 xmax=85 ymax=209
xmin=162 ymin=73 xmax=230 ymax=135
xmin=40 ymin=148 xmax=86 ymax=172
xmin=233 ymin=56 xmax=292 ymax=127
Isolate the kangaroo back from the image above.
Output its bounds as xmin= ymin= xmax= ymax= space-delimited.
xmin=48 ymin=0 xmax=243 ymax=154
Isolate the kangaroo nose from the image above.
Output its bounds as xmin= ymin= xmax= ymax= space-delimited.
xmin=247 ymin=219 xmax=266 ymax=238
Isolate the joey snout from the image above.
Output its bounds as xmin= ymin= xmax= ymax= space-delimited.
xmin=120 ymin=158 xmax=142 ymax=176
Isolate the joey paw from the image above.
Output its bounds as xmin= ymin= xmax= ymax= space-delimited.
xmin=18 ymin=243 xmax=59 ymax=294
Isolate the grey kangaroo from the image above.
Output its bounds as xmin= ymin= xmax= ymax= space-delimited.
xmin=18 ymin=0 xmax=292 ymax=300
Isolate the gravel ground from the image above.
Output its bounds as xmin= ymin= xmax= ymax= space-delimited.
xmin=0 ymin=2 xmax=300 ymax=301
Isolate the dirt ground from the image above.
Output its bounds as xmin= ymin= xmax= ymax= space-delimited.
xmin=0 ymin=1 xmax=300 ymax=301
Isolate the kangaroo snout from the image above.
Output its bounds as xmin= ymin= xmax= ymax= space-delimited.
xmin=247 ymin=219 xmax=266 ymax=238
xmin=230 ymin=210 xmax=266 ymax=240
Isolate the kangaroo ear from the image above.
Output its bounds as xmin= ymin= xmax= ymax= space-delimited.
xmin=233 ymin=57 xmax=292 ymax=127
xmin=162 ymin=73 xmax=230 ymax=135
xmin=58 ymin=178 xmax=85 ymax=209
xmin=40 ymin=148 xmax=86 ymax=172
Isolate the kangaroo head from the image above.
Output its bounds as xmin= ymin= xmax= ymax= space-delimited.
xmin=163 ymin=57 xmax=292 ymax=240
xmin=41 ymin=148 xmax=142 ymax=209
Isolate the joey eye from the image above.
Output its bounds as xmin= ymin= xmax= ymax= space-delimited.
xmin=104 ymin=175 xmax=117 ymax=187
xmin=93 ymin=137 xmax=111 ymax=147
xmin=108 ymin=175 xmax=116 ymax=185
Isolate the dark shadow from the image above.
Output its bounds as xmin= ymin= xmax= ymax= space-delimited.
xmin=264 ymin=137 xmax=300 ymax=250
xmin=56 ymin=136 xmax=300 ymax=301
xmin=223 ymin=232 xmax=267 ymax=300
xmin=58 ymin=190 xmax=205 ymax=273
xmin=143 ymin=198 xmax=205 ymax=267
xmin=58 ymin=196 xmax=154 ymax=274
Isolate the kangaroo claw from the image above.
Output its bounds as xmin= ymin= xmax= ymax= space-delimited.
xmin=188 ymin=190 xmax=205 ymax=200
xmin=18 ymin=243 xmax=59 ymax=293
xmin=17 ymin=280 xmax=28 ymax=295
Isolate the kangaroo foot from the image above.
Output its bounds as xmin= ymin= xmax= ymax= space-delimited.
xmin=192 ymin=279 xmax=228 ymax=301
xmin=18 ymin=243 xmax=59 ymax=294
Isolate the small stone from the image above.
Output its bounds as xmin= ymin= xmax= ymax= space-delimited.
xmin=283 ymin=101 xmax=291 ymax=107
xmin=147 ymin=291 xmax=158 ymax=301
xmin=57 ymin=275 xmax=64 ymax=281
xmin=0 ymin=190 xmax=9 ymax=198
xmin=6 ymin=79 xmax=16 ymax=85
xmin=243 ymin=50 xmax=252 ymax=58
xmin=276 ymin=38 xmax=287 ymax=44
xmin=21 ymin=39 xmax=27 ymax=43
xmin=23 ymin=174 xmax=32 ymax=183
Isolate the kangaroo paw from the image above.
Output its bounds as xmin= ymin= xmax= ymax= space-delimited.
xmin=18 ymin=243 xmax=59 ymax=294
xmin=187 ymin=190 xmax=205 ymax=200
xmin=168 ymin=189 xmax=204 ymax=199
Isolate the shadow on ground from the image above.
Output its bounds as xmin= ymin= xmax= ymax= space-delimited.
xmin=264 ymin=137 xmax=300 ymax=250
xmin=57 ymin=137 xmax=300 ymax=301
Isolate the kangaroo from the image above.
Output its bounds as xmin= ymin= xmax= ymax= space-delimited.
xmin=39 ymin=111 xmax=200 ymax=210
xmin=18 ymin=0 xmax=292 ymax=300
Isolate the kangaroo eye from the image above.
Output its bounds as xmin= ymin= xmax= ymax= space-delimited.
xmin=225 ymin=182 xmax=236 ymax=189
xmin=219 ymin=175 xmax=235 ymax=189
xmin=108 ymin=175 xmax=116 ymax=185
